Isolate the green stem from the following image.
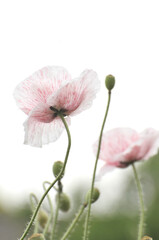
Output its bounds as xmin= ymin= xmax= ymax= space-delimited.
xmin=30 ymin=194 xmax=39 ymax=234
xmin=43 ymin=181 xmax=54 ymax=236
xmin=132 ymin=163 xmax=145 ymax=240
xmin=19 ymin=114 xmax=71 ymax=240
xmin=61 ymin=203 xmax=87 ymax=240
xmin=51 ymin=181 xmax=62 ymax=240
xmin=83 ymin=91 xmax=111 ymax=240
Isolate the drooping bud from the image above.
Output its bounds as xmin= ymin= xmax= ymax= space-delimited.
xmin=86 ymin=188 xmax=100 ymax=204
xmin=37 ymin=210 xmax=48 ymax=228
xmin=56 ymin=192 xmax=70 ymax=212
xmin=28 ymin=233 xmax=45 ymax=240
xmin=105 ymin=74 xmax=115 ymax=91
xmin=142 ymin=236 xmax=153 ymax=240
xmin=53 ymin=161 xmax=64 ymax=178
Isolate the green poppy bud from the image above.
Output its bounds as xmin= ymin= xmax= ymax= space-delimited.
xmin=28 ymin=233 xmax=45 ymax=240
xmin=37 ymin=210 xmax=48 ymax=228
xmin=86 ymin=188 xmax=100 ymax=204
xmin=53 ymin=161 xmax=64 ymax=178
xmin=56 ymin=192 xmax=70 ymax=212
xmin=105 ymin=74 xmax=115 ymax=91
xmin=142 ymin=237 xmax=153 ymax=240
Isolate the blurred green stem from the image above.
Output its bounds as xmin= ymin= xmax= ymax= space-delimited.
xmin=61 ymin=203 xmax=87 ymax=240
xmin=51 ymin=180 xmax=62 ymax=240
xmin=132 ymin=163 xmax=145 ymax=240
xmin=20 ymin=113 xmax=71 ymax=240
xmin=30 ymin=193 xmax=39 ymax=234
xmin=42 ymin=182 xmax=54 ymax=236
xmin=83 ymin=91 xmax=111 ymax=240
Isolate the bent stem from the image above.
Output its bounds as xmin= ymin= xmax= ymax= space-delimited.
xmin=61 ymin=203 xmax=87 ymax=240
xmin=132 ymin=163 xmax=145 ymax=240
xmin=83 ymin=91 xmax=112 ymax=240
xmin=19 ymin=114 xmax=71 ymax=240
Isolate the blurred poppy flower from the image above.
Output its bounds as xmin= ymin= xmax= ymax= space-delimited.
xmin=94 ymin=128 xmax=159 ymax=176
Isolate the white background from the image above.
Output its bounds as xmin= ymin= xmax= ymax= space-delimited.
xmin=0 ymin=0 xmax=159 ymax=209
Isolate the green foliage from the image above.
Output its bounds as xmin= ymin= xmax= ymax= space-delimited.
xmin=1 ymin=154 xmax=159 ymax=240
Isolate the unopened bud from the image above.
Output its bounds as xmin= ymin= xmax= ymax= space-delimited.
xmin=37 ymin=210 xmax=48 ymax=228
xmin=53 ymin=161 xmax=64 ymax=178
xmin=142 ymin=236 xmax=153 ymax=240
xmin=56 ymin=193 xmax=70 ymax=212
xmin=86 ymin=188 xmax=100 ymax=204
xmin=28 ymin=233 xmax=45 ymax=240
xmin=105 ymin=74 xmax=115 ymax=91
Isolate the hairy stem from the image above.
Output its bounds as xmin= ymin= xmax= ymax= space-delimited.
xmin=83 ymin=91 xmax=111 ymax=240
xmin=61 ymin=203 xmax=87 ymax=240
xmin=132 ymin=163 xmax=145 ymax=240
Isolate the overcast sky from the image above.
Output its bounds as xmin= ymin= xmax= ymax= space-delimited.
xmin=0 ymin=0 xmax=159 ymax=208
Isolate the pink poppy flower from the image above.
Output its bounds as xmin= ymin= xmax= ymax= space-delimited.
xmin=94 ymin=128 xmax=159 ymax=175
xmin=14 ymin=66 xmax=99 ymax=147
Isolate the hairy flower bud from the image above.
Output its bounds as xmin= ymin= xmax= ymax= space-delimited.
xmin=37 ymin=210 xmax=48 ymax=228
xmin=105 ymin=74 xmax=115 ymax=91
xmin=53 ymin=161 xmax=64 ymax=178
xmin=28 ymin=233 xmax=45 ymax=240
xmin=56 ymin=193 xmax=70 ymax=212
xmin=142 ymin=236 xmax=153 ymax=240
xmin=86 ymin=188 xmax=100 ymax=204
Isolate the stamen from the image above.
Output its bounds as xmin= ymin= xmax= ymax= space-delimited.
xmin=50 ymin=106 xmax=58 ymax=112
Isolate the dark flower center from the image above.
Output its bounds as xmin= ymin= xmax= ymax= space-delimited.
xmin=50 ymin=106 xmax=67 ymax=118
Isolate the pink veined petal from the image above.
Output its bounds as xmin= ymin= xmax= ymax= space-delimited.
xmin=14 ymin=66 xmax=71 ymax=115
xmin=24 ymin=115 xmax=71 ymax=147
xmin=138 ymin=128 xmax=159 ymax=160
xmin=29 ymin=103 xmax=55 ymax=123
xmin=95 ymin=128 xmax=159 ymax=177
xmin=94 ymin=128 xmax=139 ymax=163
xmin=47 ymin=69 xmax=100 ymax=116
xmin=120 ymin=128 xmax=159 ymax=163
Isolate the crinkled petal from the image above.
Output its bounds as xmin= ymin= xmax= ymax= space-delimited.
xmin=14 ymin=66 xmax=71 ymax=115
xmin=137 ymin=128 xmax=159 ymax=160
xmin=29 ymin=103 xmax=55 ymax=123
xmin=24 ymin=116 xmax=71 ymax=147
xmin=47 ymin=69 xmax=100 ymax=115
xmin=94 ymin=128 xmax=139 ymax=163
xmin=118 ymin=128 xmax=159 ymax=163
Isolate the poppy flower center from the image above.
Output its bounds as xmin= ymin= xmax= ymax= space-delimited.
xmin=50 ymin=106 xmax=67 ymax=118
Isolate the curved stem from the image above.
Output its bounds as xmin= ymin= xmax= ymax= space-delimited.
xmin=132 ymin=163 xmax=145 ymax=240
xmin=83 ymin=91 xmax=111 ymax=240
xmin=61 ymin=203 xmax=87 ymax=240
xmin=19 ymin=114 xmax=71 ymax=240
xmin=42 ymin=181 xmax=54 ymax=236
